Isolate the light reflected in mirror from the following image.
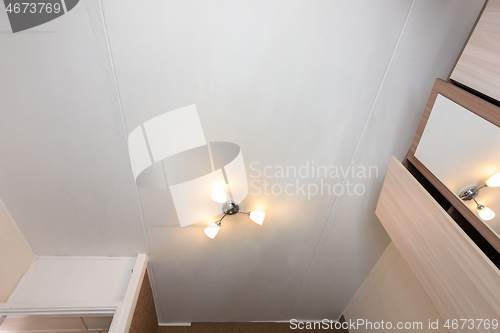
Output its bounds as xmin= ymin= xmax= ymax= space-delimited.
xmin=415 ymin=94 xmax=500 ymax=237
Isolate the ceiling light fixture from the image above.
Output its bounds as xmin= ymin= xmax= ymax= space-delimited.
xmin=211 ymin=188 xmax=228 ymax=204
xmin=459 ymin=172 xmax=500 ymax=221
xmin=204 ymin=188 xmax=266 ymax=239
xmin=477 ymin=204 xmax=496 ymax=221
xmin=127 ymin=105 xmax=250 ymax=228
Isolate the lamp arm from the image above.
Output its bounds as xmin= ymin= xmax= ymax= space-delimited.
xmin=472 ymin=197 xmax=485 ymax=209
xmin=459 ymin=183 xmax=491 ymax=201
xmin=478 ymin=184 xmax=488 ymax=191
xmin=216 ymin=214 xmax=227 ymax=226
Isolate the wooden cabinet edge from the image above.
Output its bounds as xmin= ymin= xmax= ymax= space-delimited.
xmin=376 ymin=157 xmax=500 ymax=333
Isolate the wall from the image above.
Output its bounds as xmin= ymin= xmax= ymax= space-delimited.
xmin=129 ymin=269 xmax=158 ymax=333
xmin=7 ymin=257 xmax=134 ymax=303
xmin=343 ymin=243 xmax=448 ymax=332
xmin=291 ymin=0 xmax=485 ymax=320
xmin=0 ymin=199 xmax=34 ymax=302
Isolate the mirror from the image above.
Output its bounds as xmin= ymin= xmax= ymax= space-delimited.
xmin=415 ymin=91 xmax=500 ymax=238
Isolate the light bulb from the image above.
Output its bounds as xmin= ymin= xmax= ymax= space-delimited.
xmin=477 ymin=205 xmax=495 ymax=221
xmin=486 ymin=172 xmax=500 ymax=187
xmin=249 ymin=211 xmax=266 ymax=225
xmin=211 ymin=188 xmax=227 ymax=203
xmin=204 ymin=223 xmax=220 ymax=239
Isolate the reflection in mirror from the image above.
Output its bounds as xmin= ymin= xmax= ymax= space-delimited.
xmin=415 ymin=94 xmax=500 ymax=237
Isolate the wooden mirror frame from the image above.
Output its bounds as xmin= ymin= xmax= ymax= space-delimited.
xmin=406 ymin=78 xmax=500 ymax=253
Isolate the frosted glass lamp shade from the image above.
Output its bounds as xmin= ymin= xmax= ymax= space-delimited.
xmin=249 ymin=211 xmax=266 ymax=225
xmin=211 ymin=188 xmax=227 ymax=203
xmin=204 ymin=223 xmax=220 ymax=239
xmin=486 ymin=172 xmax=500 ymax=187
xmin=477 ymin=205 xmax=495 ymax=221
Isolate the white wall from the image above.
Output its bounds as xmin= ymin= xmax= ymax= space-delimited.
xmin=0 ymin=3 xmax=149 ymax=257
xmin=343 ymin=243 xmax=449 ymax=333
xmin=0 ymin=199 xmax=34 ymax=302
xmin=290 ymin=0 xmax=485 ymax=320
xmin=7 ymin=257 xmax=135 ymax=303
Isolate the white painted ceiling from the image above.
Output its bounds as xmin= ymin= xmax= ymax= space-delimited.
xmin=0 ymin=0 xmax=484 ymax=324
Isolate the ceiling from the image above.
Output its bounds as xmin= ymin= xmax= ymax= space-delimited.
xmin=0 ymin=0 xmax=484 ymax=324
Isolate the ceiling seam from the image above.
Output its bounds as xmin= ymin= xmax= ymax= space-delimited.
xmin=96 ymin=0 xmax=150 ymax=254
xmin=289 ymin=0 xmax=416 ymax=318
xmin=96 ymin=0 xmax=163 ymax=323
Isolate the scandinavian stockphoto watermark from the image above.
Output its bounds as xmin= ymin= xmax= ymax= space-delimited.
xmin=290 ymin=318 xmax=425 ymax=330
xmin=3 ymin=0 xmax=80 ymax=33
xmin=249 ymin=161 xmax=379 ymax=199
xmin=290 ymin=318 xmax=499 ymax=330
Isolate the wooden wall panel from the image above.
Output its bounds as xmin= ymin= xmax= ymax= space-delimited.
xmin=376 ymin=157 xmax=500 ymax=333
xmin=128 ymin=269 xmax=158 ymax=333
xmin=451 ymin=0 xmax=500 ymax=102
